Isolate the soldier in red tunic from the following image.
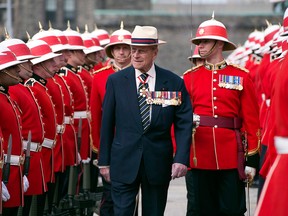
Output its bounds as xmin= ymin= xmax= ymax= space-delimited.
xmin=1 ymin=36 xmax=48 ymax=215
xmin=0 ymin=46 xmax=25 ymax=215
xmin=61 ymin=25 xmax=90 ymax=163
xmin=26 ymin=39 xmax=61 ymax=214
xmin=79 ymin=26 xmax=103 ymax=106
xmin=183 ymin=14 xmax=260 ymax=215
xmin=90 ymin=22 xmax=132 ymax=216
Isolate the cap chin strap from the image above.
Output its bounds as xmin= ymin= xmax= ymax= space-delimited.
xmin=40 ymin=63 xmax=55 ymax=77
xmin=3 ymin=70 xmax=22 ymax=82
xmin=85 ymin=56 xmax=97 ymax=64
xmin=199 ymin=40 xmax=217 ymax=58
xmin=19 ymin=64 xmax=33 ymax=74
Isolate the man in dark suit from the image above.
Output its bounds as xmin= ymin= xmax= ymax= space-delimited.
xmin=98 ymin=25 xmax=193 ymax=216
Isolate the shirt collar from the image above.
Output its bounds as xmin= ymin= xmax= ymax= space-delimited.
xmin=135 ymin=63 xmax=156 ymax=79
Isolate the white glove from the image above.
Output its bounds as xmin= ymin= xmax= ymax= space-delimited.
xmin=23 ymin=175 xmax=29 ymax=192
xmin=77 ymin=153 xmax=82 ymax=164
xmin=93 ymin=159 xmax=98 ymax=167
xmin=82 ymin=157 xmax=91 ymax=164
xmin=245 ymin=166 xmax=256 ymax=182
xmin=2 ymin=182 xmax=10 ymax=202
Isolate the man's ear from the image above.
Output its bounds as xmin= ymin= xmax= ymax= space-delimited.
xmin=217 ymin=41 xmax=225 ymax=49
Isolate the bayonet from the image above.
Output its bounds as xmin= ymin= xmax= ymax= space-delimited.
xmin=3 ymin=134 xmax=12 ymax=184
xmin=23 ymin=130 xmax=31 ymax=176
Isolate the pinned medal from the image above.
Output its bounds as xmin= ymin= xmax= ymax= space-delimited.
xmin=218 ymin=74 xmax=243 ymax=91
xmin=139 ymin=87 xmax=148 ymax=97
xmin=146 ymin=91 xmax=182 ymax=106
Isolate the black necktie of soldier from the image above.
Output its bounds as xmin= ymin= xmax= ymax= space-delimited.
xmin=138 ymin=73 xmax=150 ymax=131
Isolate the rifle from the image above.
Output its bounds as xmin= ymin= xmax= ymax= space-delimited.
xmin=67 ymin=118 xmax=82 ymax=205
xmin=3 ymin=134 xmax=12 ymax=184
xmin=23 ymin=130 xmax=31 ymax=176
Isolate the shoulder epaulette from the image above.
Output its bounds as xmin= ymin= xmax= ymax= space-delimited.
xmin=24 ymin=78 xmax=36 ymax=87
xmin=192 ymin=64 xmax=203 ymax=71
xmin=93 ymin=65 xmax=112 ymax=75
xmin=229 ymin=63 xmax=249 ymax=73
xmin=183 ymin=64 xmax=202 ymax=76
xmin=183 ymin=68 xmax=192 ymax=75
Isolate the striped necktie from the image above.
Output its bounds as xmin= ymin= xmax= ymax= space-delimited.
xmin=138 ymin=73 xmax=150 ymax=131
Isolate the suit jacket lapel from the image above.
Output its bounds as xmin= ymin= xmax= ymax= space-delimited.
xmin=123 ymin=67 xmax=143 ymax=132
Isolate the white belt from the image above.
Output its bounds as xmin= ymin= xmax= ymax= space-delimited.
xmin=64 ymin=116 xmax=73 ymax=124
xmin=23 ymin=140 xmax=42 ymax=152
xmin=74 ymin=111 xmax=88 ymax=119
xmin=57 ymin=124 xmax=65 ymax=134
xmin=275 ymin=136 xmax=288 ymax=154
xmin=4 ymin=155 xmax=24 ymax=166
xmin=42 ymin=138 xmax=55 ymax=149
xmin=261 ymin=93 xmax=265 ymax=101
xmin=266 ymin=99 xmax=271 ymax=107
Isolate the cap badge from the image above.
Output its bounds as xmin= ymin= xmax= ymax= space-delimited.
xmin=199 ymin=28 xmax=205 ymax=35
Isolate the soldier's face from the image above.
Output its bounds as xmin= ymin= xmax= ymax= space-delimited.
xmin=72 ymin=50 xmax=86 ymax=66
xmin=111 ymin=44 xmax=131 ymax=65
xmin=19 ymin=61 xmax=33 ymax=80
xmin=41 ymin=58 xmax=59 ymax=78
xmin=131 ymin=45 xmax=158 ymax=73
xmin=198 ymin=39 xmax=216 ymax=55
xmin=0 ymin=65 xmax=21 ymax=86
xmin=54 ymin=54 xmax=66 ymax=69
xmin=198 ymin=39 xmax=225 ymax=59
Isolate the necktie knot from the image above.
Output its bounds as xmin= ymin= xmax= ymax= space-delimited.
xmin=139 ymin=73 xmax=148 ymax=83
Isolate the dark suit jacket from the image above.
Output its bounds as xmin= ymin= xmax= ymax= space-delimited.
xmin=98 ymin=64 xmax=193 ymax=185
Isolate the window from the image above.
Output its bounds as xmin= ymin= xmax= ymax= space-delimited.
xmin=45 ymin=0 xmax=57 ymax=24
xmin=64 ymin=0 xmax=76 ymax=27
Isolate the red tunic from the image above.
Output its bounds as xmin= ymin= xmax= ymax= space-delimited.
xmin=9 ymin=84 xmax=47 ymax=195
xmin=183 ymin=61 xmax=260 ymax=170
xmin=25 ymin=74 xmax=57 ymax=183
xmin=258 ymin=57 xmax=282 ymax=177
xmin=256 ymin=53 xmax=271 ymax=132
xmin=54 ymin=75 xmax=78 ymax=166
xmin=0 ymin=86 xmax=24 ymax=208
xmin=255 ymin=54 xmax=288 ymax=216
xmin=90 ymin=65 xmax=115 ymax=152
xmin=59 ymin=65 xmax=90 ymax=160
xmin=46 ymin=77 xmax=65 ymax=173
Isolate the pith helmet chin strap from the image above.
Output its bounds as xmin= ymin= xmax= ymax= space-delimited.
xmin=199 ymin=40 xmax=218 ymax=58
